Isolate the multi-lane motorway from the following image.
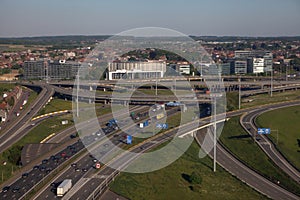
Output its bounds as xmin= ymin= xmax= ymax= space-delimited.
xmin=33 ymin=101 xmax=300 ymax=200
xmin=0 ymin=84 xmax=54 ymax=154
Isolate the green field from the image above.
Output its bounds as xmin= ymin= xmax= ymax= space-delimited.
xmin=0 ymin=83 xmax=16 ymax=94
xmin=256 ymin=105 xmax=300 ymax=170
xmin=220 ymin=116 xmax=300 ymax=195
xmin=110 ymin=142 xmax=267 ymax=200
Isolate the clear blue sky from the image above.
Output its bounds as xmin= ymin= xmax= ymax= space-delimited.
xmin=0 ymin=0 xmax=299 ymax=37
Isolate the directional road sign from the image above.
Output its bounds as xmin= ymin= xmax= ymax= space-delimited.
xmin=156 ymin=123 xmax=168 ymax=129
xmin=127 ymin=135 xmax=132 ymax=144
xmin=257 ymin=128 xmax=271 ymax=134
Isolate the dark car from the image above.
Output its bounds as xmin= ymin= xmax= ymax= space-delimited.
xmin=22 ymin=173 xmax=29 ymax=178
xmin=40 ymin=166 xmax=46 ymax=172
xmin=2 ymin=186 xmax=10 ymax=193
xmin=12 ymin=186 xmax=20 ymax=193
xmin=50 ymin=182 xmax=56 ymax=187
xmin=42 ymin=159 xmax=48 ymax=164
xmin=82 ymin=168 xmax=88 ymax=172
xmin=71 ymin=163 xmax=77 ymax=167
xmin=33 ymin=165 xmax=39 ymax=170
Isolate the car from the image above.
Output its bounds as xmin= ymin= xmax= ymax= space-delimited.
xmin=2 ymin=186 xmax=10 ymax=193
xmin=12 ymin=186 xmax=20 ymax=193
xmin=93 ymin=159 xmax=98 ymax=163
xmin=82 ymin=168 xmax=88 ymax=172
xmin=40 ymin=166 xmax=46 ymax=172
xmin=61 ymin=152 xmax=66 ymax=157
xmin=71 ymin=163 xmax=77 ymax=167
xmin=33 ymin=165 xmax=39 ymax=170
xmin=75 ymin=168 xmax=81 ymax=172
xmin=50 ymin=155 xmax=56 ymax=160
xmin=42 ymin=159 xmax=48 ymax=164
xmin=50 ymin=182 xmax=56 ymax=187
xmin=22 ymin=173 xmax=29 ymax=178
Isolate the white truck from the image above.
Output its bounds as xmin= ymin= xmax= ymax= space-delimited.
xmin=57 ymin=179 xmax=72 ymax=197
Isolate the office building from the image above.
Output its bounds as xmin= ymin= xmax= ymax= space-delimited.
xmin=23 ymin=60 xmax=46 ymax=79
xmin=234 ymin=50 xmax=273 ymax=74
xmin=48 ymin=60 xmax=81 ymax=80
xmin=108 ymin=60 xmax=166 ymax=80
xmin=169 ymin=63 xmax=190 ymax=75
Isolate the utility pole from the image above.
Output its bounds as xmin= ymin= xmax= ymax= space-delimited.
xmin=76 ymin=74 xmax=79 ymax=117
xmin=213 ymin=96 xmax=217 ymax=172
xmin=270 ymin=68 xmax=273 ymax=97
xmin=238 ymin=76 xmax=241 ymax=110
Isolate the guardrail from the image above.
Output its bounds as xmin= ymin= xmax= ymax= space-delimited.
xmin=86 ymin=170 xmax=120 ymax=200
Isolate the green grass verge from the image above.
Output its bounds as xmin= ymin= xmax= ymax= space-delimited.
xmin=110 ymin=142 xmax=268 ymax=200
xmin=220 ymin=116 xmax=300 ymax=195
xmin=137 ymin=89 xmax=190 ymax=95
xmin=0 ymin=83 xmax=16 ymax=94
xmin=241 ymin=90 xmax=300 ymax=108
xmin=256 ymin=105 xmax=300 ymax=170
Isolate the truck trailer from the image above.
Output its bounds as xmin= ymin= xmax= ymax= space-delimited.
xmin=57 ymin=179 xmax=72 ymax=197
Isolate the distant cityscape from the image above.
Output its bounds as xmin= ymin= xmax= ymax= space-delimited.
xmin=0 ymin=36 xmax=299 ymax=81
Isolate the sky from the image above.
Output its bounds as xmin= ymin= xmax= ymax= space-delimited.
xmin=0 ymin=0 xmax=299 ymax=37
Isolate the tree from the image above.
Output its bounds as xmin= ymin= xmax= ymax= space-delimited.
xmin=189 ymin=172 xmax=202 ymax=184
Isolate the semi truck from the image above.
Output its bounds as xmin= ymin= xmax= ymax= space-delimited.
xmin=57 ymin=179 xmax=72 ymax=197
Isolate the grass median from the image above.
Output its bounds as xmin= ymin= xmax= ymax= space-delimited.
xmin=220 ymin=116 xmax=300 ymax=196
xmin=256 ymin=105 xmax=300 ymax=170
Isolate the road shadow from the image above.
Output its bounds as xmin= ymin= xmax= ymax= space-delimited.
xmin=228 ymin=135 xmax=251 ymax=139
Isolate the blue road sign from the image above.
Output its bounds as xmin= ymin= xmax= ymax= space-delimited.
xmin=157 ymin=123 xmax=168 ymax=129
xmin=127 ymin=135 xmax=132 ymax=144
xmin=162 ymin=123 xmax=168 ymax=129
xmin=143 ymin=120 xmax=149 ymax=127
xmin=264 ymin=128 xmax=271 ymax=134
xmin=257 ymin=128 xmax=271 ymax=134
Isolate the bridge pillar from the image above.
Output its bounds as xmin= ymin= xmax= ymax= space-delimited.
xmin=89 ymin=86 xmax=93 ymax=91
xmin=103 ymin=88 xmax=106 ymax=92
xmin=89 ymin=99 xmax=92 ymax=104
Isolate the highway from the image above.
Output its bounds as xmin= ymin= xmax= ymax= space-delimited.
xmin=1 ymin=79 xmax=300 ymax=199
xmin=240 ymin=102 xmax=300 ymax=183
xmin=31 ymin=106 xmax=180 ymax=200
xmin=37 ymin=101 xmax=300 ymax=200
xmin=0 ymin=105 xmax=150 ymax=200
xmin=0 ymin=84 xmax=54 ymax=154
